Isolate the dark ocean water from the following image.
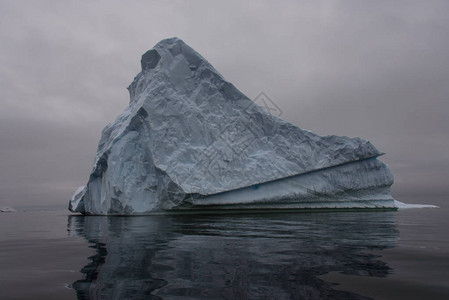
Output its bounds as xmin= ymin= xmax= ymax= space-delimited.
xmin=1 ymin=196 xmax=448 ymax=300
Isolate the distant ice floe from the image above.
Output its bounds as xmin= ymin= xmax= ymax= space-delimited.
xmin=0 ymin=206 xmax=17 ymax=213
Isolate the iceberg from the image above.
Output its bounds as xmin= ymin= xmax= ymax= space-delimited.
xmin=69 ymin=37 xmax=396 ymax=215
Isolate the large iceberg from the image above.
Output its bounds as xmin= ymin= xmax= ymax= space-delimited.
xmin=69 ymin=37 xmax=396 ymax=215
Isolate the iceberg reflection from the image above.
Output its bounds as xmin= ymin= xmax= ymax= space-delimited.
xmin=68 ymin=211 xmax=398 ymax=299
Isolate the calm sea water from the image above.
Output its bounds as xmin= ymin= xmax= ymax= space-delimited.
xmin=1 ymin=196 xmax=448 ymax=300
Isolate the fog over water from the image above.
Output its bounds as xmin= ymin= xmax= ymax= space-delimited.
xmin=1 ymin=1 xmax=448 ymax=207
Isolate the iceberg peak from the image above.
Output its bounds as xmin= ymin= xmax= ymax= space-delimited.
xmin=140 ymin=37 xmax=208 ymax=73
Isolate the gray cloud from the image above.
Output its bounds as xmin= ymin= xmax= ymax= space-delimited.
xmin=1 ymin=0 xmax=448 ymax=207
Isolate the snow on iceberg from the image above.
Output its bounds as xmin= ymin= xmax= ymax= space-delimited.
xmin=69 ymin=37 xmax=397 ymax=215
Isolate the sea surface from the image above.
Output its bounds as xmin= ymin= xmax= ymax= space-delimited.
xmin=1 ymin=196 xmax=448 ymax=300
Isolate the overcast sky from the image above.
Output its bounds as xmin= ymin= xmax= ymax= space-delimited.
xmin=1 ymin=0 xmax=448 ymax=207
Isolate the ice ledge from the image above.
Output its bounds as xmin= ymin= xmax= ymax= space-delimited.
xmin=70 ymin=157 xmax=396 ymax=215
xmin=393 ymin=200 xmax=438 ymax=209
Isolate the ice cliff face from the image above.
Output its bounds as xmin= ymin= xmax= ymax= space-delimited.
xmin=69 ymin=37 xmax=396 ymax=215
